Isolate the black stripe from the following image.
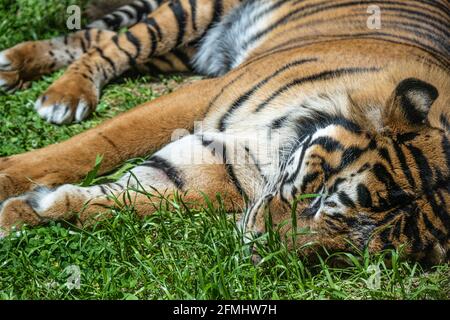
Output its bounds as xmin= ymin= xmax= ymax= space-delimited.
xmin=95 ymin=30 xmax=102 ymax=43
xmin=169 ymin=0 xmax=187 ymax=47
xmin=111 ymin=12 xmax=125 ymax=29
xmin=406 ymin=144 xmax=450 ymax=229
xmin=125 ymin=31 xmax=142 ymax=58
xmin=440 ymin=114 xmax=450 ymax=132
xmin=155 ymin=55 xmax=175 ymax=69
xmin=376 ymin=6 xmax=449 ymax=40
xmin=270 ymin=115 xmax=289 ymax=130
xmin=328 ymin=177 xmax=346 ymax=194
xmin=65 ymin=49 xmax=75 ymax=61
xmin=285 ymin=136 xmax=312 ymax=186
xmin=82 ymin=61 xmax=94 ymax=75
xmin=200 ymin=136 xmax=247 ymax=199
xmin=109 ymin=183 xmax=124 ymax=191
xmin=402 ymin=207 xmax=422 ymax=252
xmin=145 ymin=62 xmax=163 ymax=74
xmin=380 ymin=21 xmax=449 ymax=52
xmin=79 ymin=36 xmax=87 ymax=53
xmin=338 ymin=191 xmax=356 ymax=208
xmin=119 ymin=7 xmax=135 ymax=19
xmin=146 ymin=26 xmax=158 ymax=56
xmin=205 ymin=71 xmax=247 ymax=115
xmin=289 ymin=0 xmax=450 ymax=29
xmin=338 ymin=146 xmax=365 ymax=172
xmin=101 ymin=16 xmax=115 ymax=29
xmin=99 ymin=132 xmax=120 ymax=153
xmin=99 ymin=185 xmax=109 ymax=195
xmin=372 ymin=163 xmax=411 ymax=208
xmin=84 ymin=29 xmax=92 ymax=49
xmin=142 ymin=156 xmax=185 ymax=190
xmin=378 ymin=147 xmax=395 ymax=171
xmin=129 ymin=1 xmax=149 ymax=19
xmin=357 ymin=184 xmax=372 ymax=208
xmin=94 ymin=47 xmax=117 ymax=75
xmin=443 ymin=136 xmax=450 ymax=173
xmin=189 ymin=0 xmax=197 ymax=31
xmin=139 ymin=0 xmax=153 ymax=12
xmin=380 ymin=12 xmax=449 ymax=39
xmin=218 ymin=58 xmax=317 ymax=131
xmin=244 ymin=146 xmax=267 ymax=184
xmin=172 ymin=49 xmax=192 ymax=68
xmin=254 ymin=67 xmax=379 ymax=112
xmin=112 ymin=35 xmax=138 ymax=67
xmin=257 ymin=34 xmax=448 ymax=73
xmin=299 ymin=171 xmax=320 ymax=194
xmin=209 ymin=0 xmax=223 ymax=27
xmin=146 ymin=17 xmax=163 ymax=40
xmin=421 ymin=210 xmax=447 ymax=243
xmin=391 ymin=216 xmax=403 ymax=241
xmin=310 ymin=137 xmax=344 ymax=153
xmin=392 ymin=141 xmax=416 ymax=188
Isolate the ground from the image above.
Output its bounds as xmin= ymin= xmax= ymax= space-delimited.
xmin=0 ymin=0 xmax=448 ymax=300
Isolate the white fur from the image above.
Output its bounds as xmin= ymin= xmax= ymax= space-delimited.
xmin=0 ymin=76 xmax=7 ymax=88
xmin=0 ymin=50 xmax=11 ymax=69
xmin=33 ymin=185 xmax=81 ymax=214
xmin=75 ymin=100 xmax=91 ymax=122
xmin=193 ymin=0 xmax=277 ymax=76
xmin=35 ymin=97 xmax=92 ymax=124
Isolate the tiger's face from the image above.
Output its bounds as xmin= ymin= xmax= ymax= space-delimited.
xmin=249 ymin=78 xmax=449 ymax=262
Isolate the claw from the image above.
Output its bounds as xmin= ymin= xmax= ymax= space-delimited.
xmin=35 ymin=96 xmax=92 ymax=125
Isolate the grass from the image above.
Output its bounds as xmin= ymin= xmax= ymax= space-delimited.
xmin=0 ymin=0 xmax=449 ymax=300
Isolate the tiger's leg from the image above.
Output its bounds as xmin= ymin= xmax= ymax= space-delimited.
xmin=35 ymin=0 xmax=242 ymax=124
xmin=0 ymin=29 xmax=117 ymax=93
xmin=0 ymin=0 xmax=163 ymax=93
xmin=0 ymin=77 xmax=219 ymax=201
xmin=0 ymin=133 xmax=254 ymax=236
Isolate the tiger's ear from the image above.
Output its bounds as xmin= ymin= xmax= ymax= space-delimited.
xmin=384 ymin=78 xmax=439 ymax=131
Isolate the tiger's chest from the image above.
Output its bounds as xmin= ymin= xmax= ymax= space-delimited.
xmin=192 ymin=0 xmax=278 ymax=77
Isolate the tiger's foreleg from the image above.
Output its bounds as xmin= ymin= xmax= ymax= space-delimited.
xmin=0 ymin=77 xmax=219 ymax=202
xmin=0 ymin=133 xmax=246 ymax=236
xmin=0 ymin=29 xmax=117 ymax=93
xmin=0 ymin=0 xmax=164 ymax=94
xmin=34 ymin=0 xmax=242 ymax=123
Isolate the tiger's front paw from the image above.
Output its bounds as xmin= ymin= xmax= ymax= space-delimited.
xmin=0 ymin=41 xmax=60 ymax=93
xmin=0 ymin=195 xmax=43 ymax=238
xmin=0 ymin=48 xmax=31 ymax=92
xmin=0 ymin=185 xmax=86 ymax=237
xmin=35 ymin=74 xmax=98 ymax=124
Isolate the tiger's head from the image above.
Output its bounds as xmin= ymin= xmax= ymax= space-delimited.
xmin=247 ymin=77 xmax=449 ymax=264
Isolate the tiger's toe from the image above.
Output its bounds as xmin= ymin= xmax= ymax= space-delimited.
xmin=0 ymin=50 xmax=12 ymax=71
xmin=0 ymin=69 xmax=22 ymax=93
xmin=0 ymin=49 xmax=35 ymax=92
xmin=35 ymin=90 xmax=95 ymax=124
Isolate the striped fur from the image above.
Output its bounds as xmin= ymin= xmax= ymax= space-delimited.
xmin=0 ymin=0 xmax=448 ymax=264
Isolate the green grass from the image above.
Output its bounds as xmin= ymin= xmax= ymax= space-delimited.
xmin=0 ymin=1 xmax=449 ymax=300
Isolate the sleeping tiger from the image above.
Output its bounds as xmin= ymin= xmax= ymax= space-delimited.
xmin=0 ymin=0 xmax=448 ymax=264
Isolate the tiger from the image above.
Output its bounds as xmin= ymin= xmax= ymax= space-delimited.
xmin=0 ymin=0 xmax=448 ymax=265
